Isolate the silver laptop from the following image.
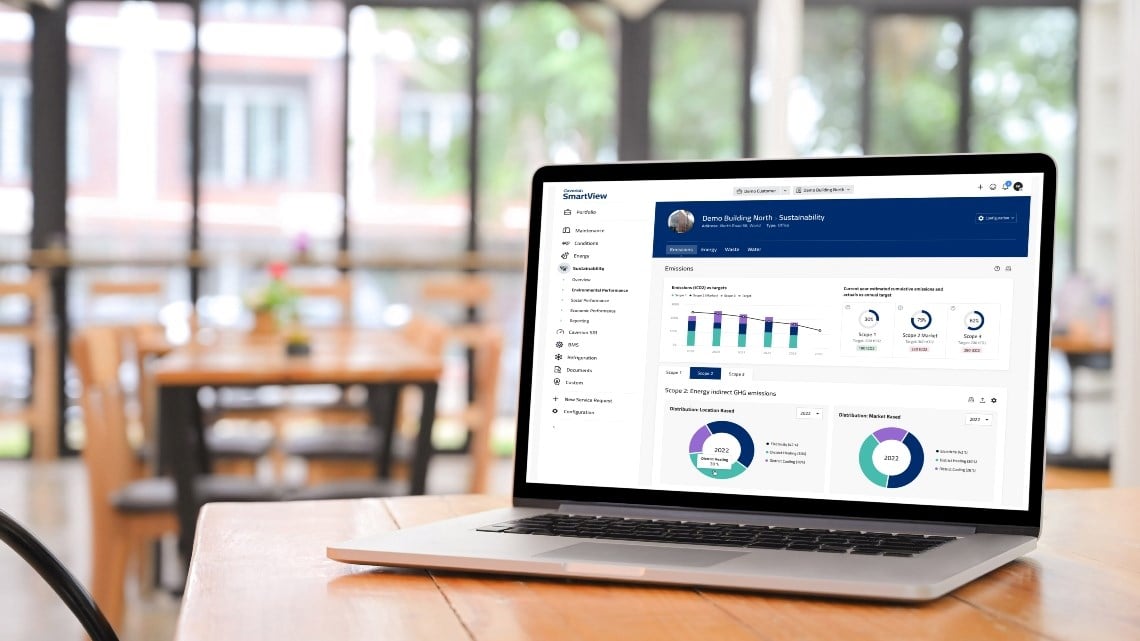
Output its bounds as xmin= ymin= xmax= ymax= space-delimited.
xmin=330 ymin=153 xmax=1056 ymax=601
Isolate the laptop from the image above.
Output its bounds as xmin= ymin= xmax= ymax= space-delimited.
xmin=330 ymin=153 xmax=1056 ymax=601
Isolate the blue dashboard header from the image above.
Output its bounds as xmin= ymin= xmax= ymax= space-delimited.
xmin=652 ymin=196 xmax=1032 ymax=258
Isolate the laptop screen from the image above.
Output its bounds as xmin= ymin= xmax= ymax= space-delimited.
xmin=522 ymin=161 xmax=1050 ymax=515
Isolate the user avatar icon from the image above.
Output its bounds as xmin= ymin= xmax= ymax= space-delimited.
xmin=667 ymin=209 xmax=695 ymax=234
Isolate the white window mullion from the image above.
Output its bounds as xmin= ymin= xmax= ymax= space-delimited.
xmin=222 ymin=93 xmax=245 ymax=185
xmin=0 ymin=85 xmax=21 ymax=181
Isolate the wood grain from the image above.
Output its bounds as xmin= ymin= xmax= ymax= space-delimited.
xmin=175 ymin=490 xmax=1140 ymax=641
xmin=153 ymin=328 xmax=443 ymax=386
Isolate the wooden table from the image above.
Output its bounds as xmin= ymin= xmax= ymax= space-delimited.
xmin=154 ymin=328 xmax=443 ymax=558
xmin=1049 ymin=334 xmax=1113 ymax=468
xmin=175 ymin=490 xmax=1140 ymax=641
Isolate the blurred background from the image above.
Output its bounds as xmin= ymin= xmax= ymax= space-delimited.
xmin=1 ymin=0 xmax=1138 ymax=639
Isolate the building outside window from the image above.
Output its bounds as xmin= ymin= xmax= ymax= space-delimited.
xmin=202 ymin=82 xmax=309 ymax=186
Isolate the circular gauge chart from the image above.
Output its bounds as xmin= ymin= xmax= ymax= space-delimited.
xmin=859 ymin=309 xmax=880 ymax=329
xmin=859 ymin=427 xmax=924 ymax=488
xmin=910 ymin=310 xmax=933 ymax=331
xmin=964 ymin=310 xmax=985 ymax=331
xmin=689 ymin=421 xmax=754 ymax=479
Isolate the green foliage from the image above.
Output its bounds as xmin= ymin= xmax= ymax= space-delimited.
xmin=372 ymin=8 xmax=471 ymax=199
xmin=971 ymin=8 xmax=1077 ymax=249
xmin=870 ymin=16 xmax=961 ymax=154
xmin=800 ymin=7 xmax=862 ymax=155
xmin=246 ymin=278 xmax=300 ymax=317
xmin=650 ymin=13 xmax=743 ymax=160
xmin=479 ymin=3 xmax=616 ymax=218
xmin=799 ymin=7 xmax=1077 ymax=258
xmin=369 ymin=3 xmax=617 ymax=227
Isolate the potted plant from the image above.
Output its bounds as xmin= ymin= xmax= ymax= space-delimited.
xmin=244 ymin=261 xmax=299 ymax=334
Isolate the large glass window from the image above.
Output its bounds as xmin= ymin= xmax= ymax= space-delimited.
xmin=199 ymin=0 xmax=345 ymax=257
xmin=347 ymin=5 xmax=472 ymax=257
xmin=799 ymin=2 xmax=1078 ymax=274
xmin=971 ymin=7 xmax=1077 ymax=274
xmin=0 ymin=3 xmax=29 ymax=257
xmin=67 ymin=1 xmax=193 ymax=257
xmin=870 ymin=14 xmax=962 ymax=155
xmin=651 ymin=11 xmax=743 ymax=160
xmin=793 ymin=6 xmax=861 ymax=156
xmin=479 ymin=1 xmax=617 ymax=251
xmin=0 ymin=3 xmax=30 ymax=458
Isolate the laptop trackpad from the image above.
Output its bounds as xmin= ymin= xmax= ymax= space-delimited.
xmin=536 ymin=542 xmax=745 ymax=568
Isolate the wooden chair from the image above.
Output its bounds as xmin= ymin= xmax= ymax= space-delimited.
xmin=72 ymin=327 xmax=176 ymax=632
xmin=281 ymin=314 xmax=449 ymax=486
xmin=73 ymin=327 xmax=279 ymax=633
xmin=291 ymin=276 xmax=354 ymax=327
xmin=420 ymin=274 xmax=505 ymax=492
xmin=448 ymin=324 xmax=504 ymax=493
xmin=420 ymin=274 xmax=495 ymax=311
xmin=0 ymin=271 xmax=58 ymax=460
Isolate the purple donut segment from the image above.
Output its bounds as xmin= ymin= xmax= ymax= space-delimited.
xmin=689 ymin=425 xmax=713 ymax=453
xmin=873 ymin=427 xmax=908 ymax=442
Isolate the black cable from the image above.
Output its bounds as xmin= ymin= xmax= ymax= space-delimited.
xmin=0 ymin=509 xmax=119 ymax=641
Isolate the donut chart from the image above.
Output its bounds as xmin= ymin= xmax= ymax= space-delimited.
xmin=689 ymin=421 xmax=754 ymax=479
xmin=910 ymin=310 xmax=933 ymax=330
xmin=965 ymin=310 xmax=985 ymax=331
xmin=859 ymin=309 xmax=880 ymax=329
xmin=859 ymin=427 xmax=924 ymax=488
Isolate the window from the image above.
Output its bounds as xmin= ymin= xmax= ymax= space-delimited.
xmin=0 ymin=5 xmax=31 ymax=256
xmin=651 ymin=11 xmax=744 ymax=160
xmin=799 ymin=2 xmax=1078 ymax=273
xmin=870 ymin=14 xmax=962 ymax=155
xmin=66 ymin=1 xmax=193 ymax=257
xmin=0 ymin=75 xmax=29 ymax=183
xmin=479 ymin=1 xmax=618 ymax=251
xmin=199 ymin=0 xmax=345 ymax=257
xmin=202 ymin=82 xmax=308 ymax=185
xmin=203 ymin=0 xmax=308 ymax=20
xmin=971 ymin=7 xmax=1077 ymax=274
xmin=347 ymin=5 xmax=472 ymax=256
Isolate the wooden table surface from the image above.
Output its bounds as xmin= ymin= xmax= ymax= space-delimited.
xmin=175 ymin=490 xmax=1140 ymax=641
xmin=153 ymin=327 xmax=443 ymax=386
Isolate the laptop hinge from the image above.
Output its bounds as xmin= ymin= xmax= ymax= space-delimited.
xmin=555 ymin=502 xmax=976 ymax=536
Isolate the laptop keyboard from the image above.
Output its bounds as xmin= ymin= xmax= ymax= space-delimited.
xmin=477 ymin=514 xmax=957 ymax=557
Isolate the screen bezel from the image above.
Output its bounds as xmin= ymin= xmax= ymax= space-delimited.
xmin=512 ymin=153 xmax=1056 ymax=530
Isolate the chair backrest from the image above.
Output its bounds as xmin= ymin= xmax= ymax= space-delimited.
xmin=71 ymin=326 xmax=123 ymax=389
xmin=420 ymin=275 xmax=494 ymax=310
xmin=85 ymin=278 xmax=167 ymax=330
xmin=469 ymin=325 xmax=504 ymax=426
xmin=0 ymin=271 xmax=52 ymax=331
xmin=291 ymin=277 xmax=353 ymax=326
xmin=71 ymin=329 xmax=136 ymax=504
xmin=88 ymin=280 xmax=165 ymax=297
xmin=401 ymin=313 xmax=449 ymax=357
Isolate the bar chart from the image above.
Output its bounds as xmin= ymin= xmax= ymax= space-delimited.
xmin=684 ymin=310 xmax=822 ymax=350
